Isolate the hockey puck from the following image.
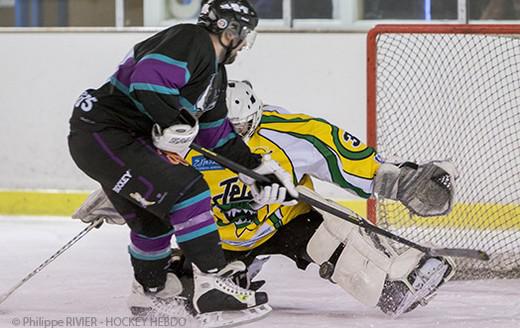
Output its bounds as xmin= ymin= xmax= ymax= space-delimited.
xmin=319 ymin=261 xmax=335 ymax=280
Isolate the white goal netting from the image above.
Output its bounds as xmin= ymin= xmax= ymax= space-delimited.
xmin=368 ymin=25 xmax=520 ymax=279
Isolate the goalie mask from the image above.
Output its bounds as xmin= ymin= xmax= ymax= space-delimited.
xmin=226 ymin=80 xmax=263 ymax=140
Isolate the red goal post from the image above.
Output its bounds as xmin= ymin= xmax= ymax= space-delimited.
xmin=366 ymin=24 xmax=520 ymax=279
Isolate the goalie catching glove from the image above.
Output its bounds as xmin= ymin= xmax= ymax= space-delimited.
xmin=373 ymin=160 xmax=458 ymax=217
xmin=239 ymin=154 xmax=298 ymax=209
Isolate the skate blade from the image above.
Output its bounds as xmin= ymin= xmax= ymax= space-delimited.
xmin=130 ymin=296 xmax=194 ymax=318
xmin=197 ymin=303 xmax=272 ymax=328
xmin=392 ymin=264 xmax=449 ymax=318
xmin=130 ymin=306 xmax=153 ymax=316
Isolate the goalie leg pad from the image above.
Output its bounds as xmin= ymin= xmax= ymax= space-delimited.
xmin=306 ymin=212 xmax=395 ymax=306
xmin=306 ymin=212 xmax=455 ymax=312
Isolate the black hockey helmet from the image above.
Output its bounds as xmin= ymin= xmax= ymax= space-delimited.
xmin=198 ymin=0 xmax=259 ymax=47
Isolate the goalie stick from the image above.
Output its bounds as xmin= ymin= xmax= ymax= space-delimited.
xmin=0 ymin=218 xmax=104 ymax=306
xmin=189 ymin=143 xmax=489 ymax=261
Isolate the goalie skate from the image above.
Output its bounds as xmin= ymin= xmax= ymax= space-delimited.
xmin=379 ymin=257 xmax=455 ymax=317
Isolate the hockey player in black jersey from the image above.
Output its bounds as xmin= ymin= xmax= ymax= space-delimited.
xmin=73 ymin=80 xmax=459 ymax=320
xmin=67 ymin=1 xmax=297 ymax=326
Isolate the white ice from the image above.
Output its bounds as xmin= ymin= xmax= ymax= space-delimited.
xmin=1 ymin=216 xmax=519 ymax=328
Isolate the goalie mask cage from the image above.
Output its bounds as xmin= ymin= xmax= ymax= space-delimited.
xmin=367 ymin=25 xmax=520 ymax=279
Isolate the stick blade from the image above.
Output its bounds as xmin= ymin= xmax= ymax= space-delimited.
xmin=428 ymin=248 xmax=490 ymax=261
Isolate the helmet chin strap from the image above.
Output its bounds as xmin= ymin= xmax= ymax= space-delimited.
xmin=218 ymin=32 xmax=242 ymax=64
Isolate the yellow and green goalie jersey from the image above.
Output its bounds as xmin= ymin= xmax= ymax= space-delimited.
xmin=185 ymin=106 xmax=382 ymax=251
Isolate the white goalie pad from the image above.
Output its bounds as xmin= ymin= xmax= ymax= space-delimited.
xmin=300 ymin=186 xmax=455 ymax=314
xmin=306 ymin=211 xmax=425 ymax=306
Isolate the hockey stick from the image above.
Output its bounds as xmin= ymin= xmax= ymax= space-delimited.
xmin=0 ymin=218 xmax=104 ymax=306
xmin=189 ymin=143 xmax=489 ymax=261
xmin=295 ymin=186 xmax=489 ymax=260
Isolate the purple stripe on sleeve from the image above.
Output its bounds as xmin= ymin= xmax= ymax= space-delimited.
xmin=194 ymin=120 xmax=235 ymax=149
xmin=113 ymin=56 xmax=137 ymax=87
xmin=132 ymin=59 xmax=188 ymax=89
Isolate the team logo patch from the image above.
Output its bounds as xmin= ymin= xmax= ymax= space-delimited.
xmin=192 ymin=156 xmax=223 ymax=171
xmin=216 ymin=201 xmax=259 ymax=238
xmin=217 ymin=18 xmax=228 ymax=29
xmin=130 ymin=192 xmax=156 ymax=208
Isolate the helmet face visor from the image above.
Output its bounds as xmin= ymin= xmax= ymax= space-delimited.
xmin=241 ymin=27 xmax=257 ymax=50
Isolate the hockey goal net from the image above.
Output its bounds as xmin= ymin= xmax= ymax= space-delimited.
xmin=367 ymin=25 xmax=520 ymax=279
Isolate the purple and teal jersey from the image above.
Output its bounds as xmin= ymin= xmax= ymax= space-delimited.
xmin=71 ymin=23 xmax=259 ymax=169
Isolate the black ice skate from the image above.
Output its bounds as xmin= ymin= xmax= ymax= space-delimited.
xmin=192 ymin=261 xmax=272 ymax=328
xmin=127 ymin=272 xmax=190 ymax=318
xmin=167 ymin=248 xmax=267 ymax=295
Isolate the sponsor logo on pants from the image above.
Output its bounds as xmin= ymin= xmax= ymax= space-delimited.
xmin=113 ymin=170 xmax=132 ymax=193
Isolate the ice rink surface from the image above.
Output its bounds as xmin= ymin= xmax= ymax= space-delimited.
xmin=1 ymin=216 xmax=519 ymax=328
